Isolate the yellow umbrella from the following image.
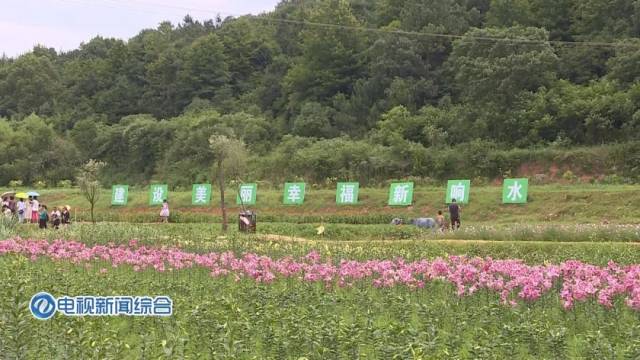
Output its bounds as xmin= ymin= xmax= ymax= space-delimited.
xmin=15 ymin=192 xmax=28 ymax=199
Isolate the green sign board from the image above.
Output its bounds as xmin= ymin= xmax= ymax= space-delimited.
xmin=149 ymin=184 xmax=168 ymax=206
xmin=446 ymin=180 xmax=471 ymax=204
xmin=336 ymin=182 xmax=359 ymax=205
xmin=283 ymin=182 xmax=305 ymax=205
xmin=502 ymin=178 xmax=529 ymax=204
xmin=111 ymin=185 xmax=128 ymax=206
xmin=191 ymin=184 xmax=212 ymax=205
xmin=388 ymin=182 xmax=414 ymax=206
xmin=237 ymin=183 xmax=257 ymax=205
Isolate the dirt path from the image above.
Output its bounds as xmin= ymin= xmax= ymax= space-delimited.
xmin=257 ymin=234 xmax=638 ymax=246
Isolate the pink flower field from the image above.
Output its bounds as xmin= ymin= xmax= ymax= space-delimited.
xmin=2 ymin=237 xmax=640 ymax=311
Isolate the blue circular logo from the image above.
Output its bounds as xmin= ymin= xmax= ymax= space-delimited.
xmin=30 ymin=292 xmax=57 ymax=320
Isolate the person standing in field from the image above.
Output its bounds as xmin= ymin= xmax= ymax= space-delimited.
xmin=61 ymin=206 xmax=71 ymax=226
xmin=26 ymin=197 xmax=32 ymax=224
xmin=51 ymin=207 xmax=61 ymax=230
xmin=17 ymin=198 xmax=26 ymax=223
xmin=160 ymin=199 xmax=170 ymax=223
xmin=448 ymin=198 xmax=461 ymax=230
xmin=31 ymin=196 xmax=39 ymax=224
xmin=436 ymin=210 xmax=446 ymax=232
xmin=38 ymin=205 xmax=48 ymax=229
xmin=8 ymin=196 xmax=16 ymax=215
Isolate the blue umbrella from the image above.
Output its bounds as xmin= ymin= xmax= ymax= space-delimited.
xmin=27 ymin=191 xmax=40 ymax=197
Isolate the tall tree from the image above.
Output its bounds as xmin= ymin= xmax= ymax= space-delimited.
xmin=447 ymin=26 xmax=558 ymax=142
xmin=285 ymin=0 xmax=365 ymax=107
xmin=178 ymin=33 xmax=229 ymax=107
xmin=76 ymin=159 xmax=106 ymax=224
xmin=209 ymin=134 xmax=248 ymax=232
xmin=448 ymin=26 xmax=558 ymax=107
xmin=0 ymin=53 xmax=60 ymax=116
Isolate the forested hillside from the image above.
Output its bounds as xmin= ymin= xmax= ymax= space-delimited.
xmin=2 ymin=0 xmax=640 ymax=186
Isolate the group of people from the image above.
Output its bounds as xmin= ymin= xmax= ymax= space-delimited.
xmin=391 ymin=198 xmax=463 ymax=232
xmin=1 ymin=195 xmax=70 ymax=229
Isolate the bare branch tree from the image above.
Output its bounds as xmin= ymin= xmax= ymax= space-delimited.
xmin=76 ymin=159 xmax=106 ymax=224
xmin=209 ymin=134 xmax=247 ymax=232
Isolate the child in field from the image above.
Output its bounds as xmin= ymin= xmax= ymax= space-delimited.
xmin=436 ymin=210 xmax=446 ymax=232
xmin=160 ymin=200 xmax=170 ymax=223
xmin=38 ymin=205 xmax=49 ymax=229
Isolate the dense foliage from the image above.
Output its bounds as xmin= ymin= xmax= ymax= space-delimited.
xmin=2 ymin=0 xmax=640 ymax=185
xmin=2 ymin=224 xmax=640 ymax=358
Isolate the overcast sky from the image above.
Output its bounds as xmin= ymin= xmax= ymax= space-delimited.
xmin=1 ymin=0 xmax=281 ymax=57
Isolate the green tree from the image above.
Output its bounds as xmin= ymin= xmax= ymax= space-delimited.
xmin=485 ymin=0 xmax=534 ymax=27
xmin=607 ymin=40 xmax=640 ymax=86
xmin=448 ymin=26 xmax=558 ymax=107
xmin=219 ymin=16 xmax=278 ymax=95
xmin=0 ymin=53 xmax=60 ymax=116
xmin=292 ymin=102 xmax=336 ymax=138
xmin=178 ymin=34 xmax=229 ymax=106
xmin=209 ymin=134 xmax=248 ymax=232
xmin=285 ymin=0 xmax=365 ymax=105
xmin=159 ymin=122 xmax=215 ymax=185
xmin=570 ymin=0 xmax=640 ymax=38
xmin=142 ymin=47 xmax=181 ymax=117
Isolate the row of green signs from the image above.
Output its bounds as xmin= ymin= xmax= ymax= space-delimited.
xmin=110 ymin=184 xmax=257 ymax=206
xmin=110 ymin=179 xmax=530 ymax=206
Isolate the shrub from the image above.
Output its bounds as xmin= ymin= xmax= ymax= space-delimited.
xmin=57 ymin=180 xmax=73 ymax=188
xmin=562 ymin=170 xmax=577 ymax=183
xmin=533 ymin=174 xmax=548 ymax=185
xmin=8 ymin=180 xmax=23 ymax=188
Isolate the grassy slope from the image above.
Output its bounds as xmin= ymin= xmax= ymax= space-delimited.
xmin=5 ymin=184 xmax=640 ymax=224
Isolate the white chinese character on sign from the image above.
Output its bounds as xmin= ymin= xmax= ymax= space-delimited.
xmin=114 ymin=188 xmax=125 ymax=203
xmin=507 ymin=181 xmax=523 ymax=201
xmin=240 ymin=186 xmax=253 ymax=203
xmin=450 ymin=182 xmax=465 ymax=202
xmin=393 ymin=185 xmax=409 ymax=204
xmin=194 ymin=186 xmax=208 ymax=203
xmin=152 ymin=187 xmax=164 ymax=203
xmin=340 ymin=185 xmax=355 ymax=203
xmin=287 ymin=185 xmax=302 ymax=202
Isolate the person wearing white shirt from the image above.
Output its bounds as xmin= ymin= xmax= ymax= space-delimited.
xmin=17 ymin=199 xmax=26 ymax=223
xmin=31 ymin=197 xmax=39 ymax=224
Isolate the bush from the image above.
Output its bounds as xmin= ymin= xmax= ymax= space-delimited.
xmin=562 ymin=170 xmax=577 ymax=183
xmin=57 ymin=180 xmax=73 ymax=188
xmin=0 ymin=216 xmax=18 ymax=239
xmin=8 ymin=180 xmax=23 ymax=188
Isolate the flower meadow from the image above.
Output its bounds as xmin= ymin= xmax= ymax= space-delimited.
xmin=2 ymin=224 xmax=640 ymax=358
xmin=2 ymin=237 xmax=640 ymax=311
